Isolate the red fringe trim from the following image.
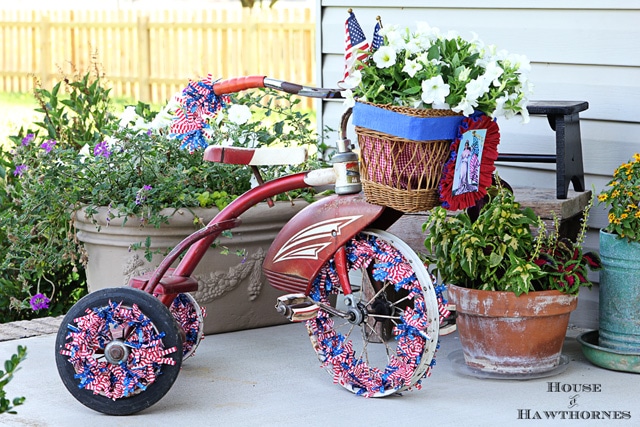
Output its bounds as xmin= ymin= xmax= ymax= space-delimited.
xmin=439 ymin=113 xmax=500 ymax=211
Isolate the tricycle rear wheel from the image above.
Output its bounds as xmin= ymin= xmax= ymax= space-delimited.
xmin=55 ymin=287 xmax=183 ymax=415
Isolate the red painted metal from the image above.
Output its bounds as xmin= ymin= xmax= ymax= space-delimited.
xmin=262 ymin=193 xmax=385 ymax=295
xmin=171 ymin=172 xmax=311 ymax=279
xmin=213 ymin=76 xmax=266 ymax=95
xmin=333 ymin=247 xmax=353 ymax=295
xmin=204 ymin=146 xmax=256 ymax=165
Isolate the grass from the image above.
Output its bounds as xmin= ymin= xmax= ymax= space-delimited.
xmin=0 ymin=91 xmax=154 ymax=149
xmin=0 ymin=92 xmax=41 ymax=148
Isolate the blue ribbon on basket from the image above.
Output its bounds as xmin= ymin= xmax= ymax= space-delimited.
xmin=352 ymin=102 xmax=464 ymax=141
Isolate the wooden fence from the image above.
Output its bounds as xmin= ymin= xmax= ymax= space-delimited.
xmin=0 ymin=8 xmax=315 ymax=105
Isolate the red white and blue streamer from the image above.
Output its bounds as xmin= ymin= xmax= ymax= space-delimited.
xmin=306 ymin=233 xmax=439 ymax=397
xmin=59 ymin=301 xmax=178 ymax=400
xmin=170 ymin=74 xmax=230 ymax=152
xmin=170 ymin=293 xmax=206 ymax=359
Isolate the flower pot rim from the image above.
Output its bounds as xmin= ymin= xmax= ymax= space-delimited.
xmin=447 ymin=283 xmax=578 ymax=317
xmin=447 ymin=283 xmax=576 ymax=299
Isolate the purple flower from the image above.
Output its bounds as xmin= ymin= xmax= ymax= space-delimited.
xmin=135 ymin=185 xmax=152 ymax=205
xmin=21 ymin=133 xmax=35 ymax=146
xmin=41 ymin=139 xmax=57 ymax=153
xmin=13 ymin=164 xmax=27 ymax=176
xmin=29 ymin=293 xmax=50 ymax=311
xmin=93 ymin=141 xmax=111 ymax=158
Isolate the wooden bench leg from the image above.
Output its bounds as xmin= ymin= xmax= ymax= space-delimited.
xmin=549 ymin=112 xmax=585 ymax=199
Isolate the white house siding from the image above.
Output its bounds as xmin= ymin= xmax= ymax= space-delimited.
xmin=317 ymin=0 xmax=640 ymax=329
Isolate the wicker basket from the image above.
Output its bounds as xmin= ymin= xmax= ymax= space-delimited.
xmin=355 ymin=103 xmax=460 ymax=213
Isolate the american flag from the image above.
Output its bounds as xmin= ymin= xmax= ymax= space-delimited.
xmin=371 ymin=19 xmax=384 ymax=52
xmin=343 ymin=10 xmax=369 ymax=80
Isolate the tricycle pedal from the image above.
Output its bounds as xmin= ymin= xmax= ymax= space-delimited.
xmin=275 ymin=293 xmax=319 ymax=322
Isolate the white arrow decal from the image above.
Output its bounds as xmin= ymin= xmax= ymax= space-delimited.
xmin=272 ymin=215 xmax=362 ymax=263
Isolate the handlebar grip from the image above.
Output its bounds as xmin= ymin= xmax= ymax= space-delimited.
xmin=213 ymin=76 xmax=266 ymax=95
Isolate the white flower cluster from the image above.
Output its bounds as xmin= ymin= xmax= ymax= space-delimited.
xmin=342 ymin=22 xmax=534 ymax=122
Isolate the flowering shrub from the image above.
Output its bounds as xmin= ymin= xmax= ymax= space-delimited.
xmin=597 ymin=153 xmax=640 ymax=243
xmin=342 ymin=22 xmax=533 ymax=121
xmin=0 ymin=70 xmax=324 ymax=321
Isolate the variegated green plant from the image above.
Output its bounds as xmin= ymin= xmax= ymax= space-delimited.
xmin=423 ymin=185 xmax=600 ymax=296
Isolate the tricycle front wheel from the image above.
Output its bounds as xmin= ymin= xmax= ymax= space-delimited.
xmin=55 ymin=287 xmax=183 ymax=415
xmin=306 ymin=229 xmax=440 ymax=397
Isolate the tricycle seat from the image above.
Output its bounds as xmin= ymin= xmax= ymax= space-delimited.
xmin=204 ymin=145 xmax=308 ymax=166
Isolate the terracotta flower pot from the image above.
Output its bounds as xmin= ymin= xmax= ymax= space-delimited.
xmin=73 ymin=201 xmax=308 ymax=334
xmin=448 ymin=284 xmax=578 ymax=374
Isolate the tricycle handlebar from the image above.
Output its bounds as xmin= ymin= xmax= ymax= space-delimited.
xmin=213 ymin=76 xmax=343 ymax=100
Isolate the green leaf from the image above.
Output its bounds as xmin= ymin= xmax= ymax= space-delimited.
xmin=489 ymin=251 xmax=503 ymax=268
xmin=402 ymin=85 xmax=422 ymax=95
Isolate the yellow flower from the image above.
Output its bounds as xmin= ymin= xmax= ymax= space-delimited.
xmin=608 ymin=213 xmax=616 ymax=223
xmin=598 ymin=193 xmax=608 ymax=202
xmin=633 ymin=153 xmax=640 ymax=162
xmin=621 ymin=213 xmax=629 ymax=220
xmin=612 ymin=189 xmax=620 ymax=198
xmin=635 ymin=210 xmax=640 ymax=219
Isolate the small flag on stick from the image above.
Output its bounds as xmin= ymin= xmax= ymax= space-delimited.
xmin=343 ymin=9 xmax=369 ymax=81
xmin=370 ymin=16 xmax=384 ymax=52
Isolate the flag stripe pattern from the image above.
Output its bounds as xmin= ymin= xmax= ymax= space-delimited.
xmin=343 ymin=11 xmax=370 ymax=80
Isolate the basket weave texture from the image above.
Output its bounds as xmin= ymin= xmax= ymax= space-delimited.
xmin=355 ymin=103 xmax=460 ymax=213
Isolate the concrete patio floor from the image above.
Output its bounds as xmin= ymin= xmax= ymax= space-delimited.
xmin=0 ymin=318 xmax=637 ymax=427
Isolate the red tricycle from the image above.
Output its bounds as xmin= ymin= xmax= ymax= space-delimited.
xmin=54 ymin=76 xmax=446 ymax=415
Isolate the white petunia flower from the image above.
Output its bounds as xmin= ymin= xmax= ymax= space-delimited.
xmin=465 ymin=77 xmax=490 ymax=101
xmin=415 ymin=21 xmax=440 ymax=39
xmin=378 ymin=24 xmax=398 ymax=38
xmin=507 ymin=53 xmax=532 ymax=73
xmin=492 ymin=95 xmax=507 ymax=119
xmin=421 ymin=75 xmax=450 ymax=105
xmin=342 ymin=69 xmax=362 ymax=89
xmin=341 ymin=89 xmax=356 ymax=108
xmin=118 ymin=106 xmax=139 ymax=128
xmin=404 ymin=39 xmax=422 ymax=55
xmin=402 ymin=59 xmax=423 ymax=78
xmin=373 ymin=46 xmax=397 ymax=69
xmin=227 ymin=104 xmax=252 ymax=125
xmin=452 ymin=96 xmax=477 ymax=116
xmin=444 ymin=30 xmax=459 ymax=41
xmin=458 ymin=66 xmax=472 ymax=82
xmin=149 ymin=94 xmax=181 ymax=130
xmin=385 ymin=31 xmax=406 ymax=53
xmin=483 ymin=61 xmax=504 ymax=87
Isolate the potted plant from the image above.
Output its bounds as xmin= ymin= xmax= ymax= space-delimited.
xmin=1 ymin=70 xmax=324 ymax=333
xmin=595 ymin=153 xmax=640 ymax=352
xmin=339 ymin=15 xmax=532 ymax=213
xmin=423 ymin=184 xmax=601 ymax=374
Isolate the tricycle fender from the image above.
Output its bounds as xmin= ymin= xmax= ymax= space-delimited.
xmin=262 ymin=193 xmax=385 ymax=295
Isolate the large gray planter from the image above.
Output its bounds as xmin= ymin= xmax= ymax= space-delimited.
xmin=73 ymin=201 xmax=308 ymax=334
